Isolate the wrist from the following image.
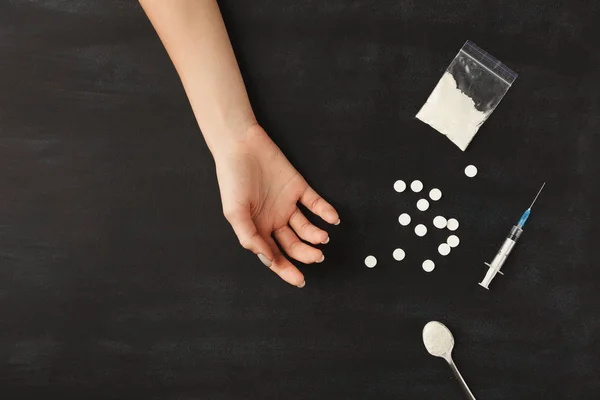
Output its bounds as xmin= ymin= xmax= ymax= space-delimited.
xmin=208 ymin=120 xmax=265 ymax=161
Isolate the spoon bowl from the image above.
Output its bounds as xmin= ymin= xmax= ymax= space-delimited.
xmin=423 ymin=320 xmax=455 ymax=360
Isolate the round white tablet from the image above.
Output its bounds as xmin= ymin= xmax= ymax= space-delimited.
xmin=438 ymin=243 xmax=451 ymax=256
xmin=410 ymin=180 xmax=424 ymax=193
xmin=447 ymin=235 xmax=460 ymax=248
xmin=429 ymin=188 xmax=442 ymax=201
xmin=392 ymin=248 xmax=405 ymax=261
xmin=465 ymin=165 xmax=478 ymax=178
xmin=393 ymin=180 xmax=406 ymax=193
xmin=414 ymin=224 xmax=427 ymax=237
xmin=433 ymin=216 xmax=447 ymax=229
xmin=416 ymin=199 xmax=430 ymax=211
xmin=422 ymin=259 xmax=435 ymax=272
xmin=398 ymin=213 xmax=411 ymax=226
xmin=365 ymin=255 xmax=377 ymax=268
xmin=447 ymin=218 xmax=459 ymax=231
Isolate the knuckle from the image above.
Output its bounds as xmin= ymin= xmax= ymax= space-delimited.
xmin=300 ymin=220 xmax=312 ymax=231
xmin=239 ymin=231 xmax=260 ymax=250
xmin=223 ymin=208 xmax=237 ymax=221
xmin=239 ymin=238 xmax=251 ymax=250
xmin=289 ymin=240 xmax=302 ymax=253
xmin=310 ymin=196 xmax=322 ymax=210
xmin=289 ymin=208 xmax=300 ymax=221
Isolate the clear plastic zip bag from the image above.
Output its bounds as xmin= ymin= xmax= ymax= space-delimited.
xmin=416 ymin=41 xmax=517 ymax=151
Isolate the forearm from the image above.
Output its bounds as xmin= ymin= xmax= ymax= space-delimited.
xmin=139 ymin=0 xmax=256 ymax=155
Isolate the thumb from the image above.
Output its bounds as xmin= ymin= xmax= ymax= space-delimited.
xmin=225 ymin=208 xmax=274 ymax=266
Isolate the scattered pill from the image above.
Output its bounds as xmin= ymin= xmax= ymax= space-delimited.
xmin=433 ymin=216 xmax=447 ymax=229
xmin=447 ymin=218 xmax=459 ymax=231
xmin=447 ymin=235 xmax=460 ymax=248
xmin=398 ymin=213 xmax=411 ymax=226
xmin=417 ymin=199 xmax=430 ymax=211
xmin=411 ymin=180 xmax=424 ymax=192
xmin=429 ymin=188 xmax=442 ymax=201
xmin=465 ymin=165 xmax=478 ymax=178
xmin=422 ymin=260 xmax=435 ymax=272
xmin=438 ymin=243 xmax=451 ymax=256
xmin=393 ymin=248 xmax=406 ymax=261
xmin=365 ymin=255 xmax=377 ymax=268
xmin=394 ymin=180 xmax=407 ymax=192
xmin=415 ymin=224 xmax=427 ymax=237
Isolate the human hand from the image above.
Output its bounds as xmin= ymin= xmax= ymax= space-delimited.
xmin=214 ymin=124 xmax=340 ymax=288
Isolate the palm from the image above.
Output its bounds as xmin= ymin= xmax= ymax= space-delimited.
xmin=251 ymin=160 xmax=307 ymax=234
xmin=215 ymin=126 xmax=339 ymax=287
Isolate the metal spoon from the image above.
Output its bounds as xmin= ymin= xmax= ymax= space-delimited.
xmin=423 ymin=321 xmax=476 ymax=400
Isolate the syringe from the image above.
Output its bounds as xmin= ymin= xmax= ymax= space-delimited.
xmin=479 ymin=182 xmax=546 ymax=290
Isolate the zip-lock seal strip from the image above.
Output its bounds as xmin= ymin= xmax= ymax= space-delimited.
xmin=459 ymin=41 xmax=518 ymax=86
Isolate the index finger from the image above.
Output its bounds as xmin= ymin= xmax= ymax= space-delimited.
xmin=299 ymin=186 xmax=340 ymax=225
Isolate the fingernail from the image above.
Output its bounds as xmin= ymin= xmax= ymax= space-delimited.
xmin=334 ymin=219 xmax=341 ymax=226
xmin=297 ymin=281 xmax=306 ymax=289
xmin=257 ymin=253 xmax=272 ymax=267
xmin=316 ymin=254 xmax=325 ymax=263
xmin=324 ymin=209 xmax=339 ymax=225
xmin=321 ymin=236 xmax=330 ymax=244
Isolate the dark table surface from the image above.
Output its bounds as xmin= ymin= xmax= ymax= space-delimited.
xmin=1 ymin=1 xmax=599 ymax=399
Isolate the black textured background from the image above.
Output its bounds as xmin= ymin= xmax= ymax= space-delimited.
xmin=1 ymin=1 xmax=599 ymax=399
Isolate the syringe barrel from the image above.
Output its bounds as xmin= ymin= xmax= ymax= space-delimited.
xmin=490 ymin=239 xmax=515 ymax=269
xmin=490 ymin=228 xmax=520 ymax=271
xmin=480 ymin=226 xmax=523 ymax=289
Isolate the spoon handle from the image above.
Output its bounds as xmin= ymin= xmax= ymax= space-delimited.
xmin=447 ymin=358 xmax=476 ymax=400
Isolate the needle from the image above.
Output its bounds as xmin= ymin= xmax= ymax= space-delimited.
xmin=529 ymin=182 xmax=546 ymax=209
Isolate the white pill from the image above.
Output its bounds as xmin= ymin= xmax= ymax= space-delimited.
xmin=422 ymin=260 xmax=435 ymax=272
xmin=447 ymin=235 xmax=460 ymax=248
xmin=433 ymin=216 xmax=447 ymax=229
xmin=414 ymin=224 xmax=427 ymax=237
xmin=398 ymin=213 xmax=411 ymax=226
xmin=364 ymin=255 xmax=377 ymax=268
xmin=392 ymin=248 xmax=406 ymax=261
xmin=416 ymin=199 xmax=430 ymax=211
xmin=447 ymin=218 xmax=459 ymax=231
xmin=429 ymin=188 xmax=442 ymax=201
xmin=438 ymin=243 xmax=451 ymax=256
xmin=410 ymin=180 xmax=424 ymax=193
xmin=465 ymin=165 xmax=478 ymax=178
xmin=393 ymin=180 xmax=407 ymax=192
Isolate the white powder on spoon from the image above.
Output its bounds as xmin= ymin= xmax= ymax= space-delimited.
xmin=423 ymin=321 xmax=453 ymax=357
xmin=416 ymin=72 xmax=489 ymax=151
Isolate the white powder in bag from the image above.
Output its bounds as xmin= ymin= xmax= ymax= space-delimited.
xmin=416 ymin=72 xmax=489 ymax=151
